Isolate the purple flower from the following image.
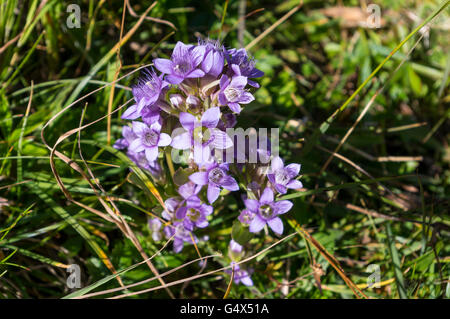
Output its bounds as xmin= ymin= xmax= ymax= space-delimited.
xmin=175 ymin=182 xmax=213 ymax=231
xmin=154 ymin=41 xmax=205 ymax=84
xmin=238 ymin=209 xmax=255 ymax=225
xmin=175 ymin=200 xmax=213 ymax=231
xmin=218 ymin=75 xmax=255 ymax=114
xmin=122 ymin=68 xmax=167 ymax=122
xmin=162 ymin=197 xmax=181 ymax=221
xmin=189 ymin=162 xmax=239 ymax=204
xmin=177 ymin=181 xmax=202 ymax=208
xmin=199 ymin=39 xmax=225 ymax=78
xmin=113 ymin=125 xmax=137 ymax=150
xmin=226 ymin=262 xmax=253 ymax=286
xmin=227 ymin=48 xmax=264 ymax=88
xmin=128 ymin=121 xmax=171 ymax=162
xmin=244 ymin=188 xmax=293 ymax=235
xmin=148 ymin=218 xmax=163 ymax=241
xmin=171 ymin=107 xmax=233 ymax=165
xmin=267 ymin=156 xmax=302 ymax=194
xmin=164 ymin=221 xmax=198 ymax=253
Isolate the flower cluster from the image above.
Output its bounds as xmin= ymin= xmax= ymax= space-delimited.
xmin=115 ymin=40 xmax=302 ymax=286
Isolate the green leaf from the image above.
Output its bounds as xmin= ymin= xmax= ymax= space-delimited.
xmin=231 ymin=220 xmax=253 ymax=246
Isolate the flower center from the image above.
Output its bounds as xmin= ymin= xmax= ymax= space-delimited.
xmin=208 ymin=167 xmax=225 ymax=184
xmin=258 ymin=204 xmax=274 ymax=220
xmin=143 ymin=129 xmax=159 ymax=146
xmin=274 ymin=169 xmax=290 ymax=185
xmin=145 ymin=79 xmax=157 ymax=91
xmin=224 ymin=87 xmax=240 ymax=102
xmin=174 ymin=60 xmax=191 ymax=75
xmin=187 ymin=208 xmax=200 ymax=221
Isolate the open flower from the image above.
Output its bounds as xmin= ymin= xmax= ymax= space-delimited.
xmin=218 ymin=75 xmax=254 ymax=113
xmin=226 ymin=262 xmax=253 ymax=286
xmin=113 ymin=125 xmax=137 ymax=150
xmin=227 ymin=48 xmax=264 ymax=88
xmin=154 ymin=41 xmax=205 ymax=84
xmin=189 ymin=162 xmax=239 ymax=203
xmin=164 ymin=221 xmax=198 ymax=253
xmin=162 ymin=197 xmax=182 ymax=221
xmin=171 ymin=107 xmax=233 ymax=165
xmin=175 ymin=200 xmax=213 ymax=231
xmin=245 ymin=188 xmax=293 ymax=235
xmin=175 ymin=182 xmax=213 ymax=231
xmin=267 ymin=156 xmax=302 ymax=194
xmin=238 ymin=209 xmax=256 ymax=225
xmin=128 ymin=121 xmax=171 ymax=162
xmin=122 ymin=68 xmax=167 ymax=122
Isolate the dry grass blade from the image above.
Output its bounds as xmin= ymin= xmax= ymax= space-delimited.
xmin=245 ymin=1 xmax=303 ymax=51
xmin=107 ymin=233 xmax=298 ymax=299
xmin=288 ymin=219 xmax=368 ymax=299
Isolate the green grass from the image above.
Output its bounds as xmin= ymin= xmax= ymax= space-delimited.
xmin=0 ymin=0 xmax=449 ymax=299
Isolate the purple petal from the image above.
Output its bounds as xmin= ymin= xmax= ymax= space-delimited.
xmin=218 ymin=93 xmax=227 ymax=106
xmin=178 ymin=182 xmax=200 ymax=199
xmin=179 ymin=112 xmax=197 ymax=131
xmin=247 ymin=79 xmax=260 ymax=88
xmin=228 ymin=102 xmax=242 ymax=113
xmin=274 ymin=184 xmax=287 ymax=194
xmin=186 ymin=195 xmax=202 ymax=207
xmin=201 ymin=50 xmax=213 ymax=73
xmin=121 ymin=104 xmax=140 ymax=119
xmin=239 ymin=92 xmax=255 ymax=104
xmin=250 ymin=68 xmax=264 ymax=78
xmin=199 ymin=203 xmax=213 ymax=216
xmin=195 ymin=218 xmax=208 ymax=228
xmin=189 ymin=172 xmax=209 ymax=185
xmin=176 ymin=206 xmax=187 ymax=219
xmin=129 ymin=139 xmax=144 ymax=153
xmin=191 ymin=45 xmax=206 ymax=66
xmin=230 ymin=76 xmax=247 ymax=89
xmin=267 ymin=173 xmax=276 ymax=184
xmin=219 ymin=74 xmax=230 ymax=89
xmin=171 ymin=131 xmax=191 ymax=150
xmin=166 ymin=75 xmax=184 ymax=84
xmin=186 ymin=69 xmax=206 ymax=78
xmin=249 ymin=215 xmax=266 ymax=233
xmin=221 ymin=176 xmax=239 ymax=191
xmin=244 ymin=199 xmax=259 ymax=213
xmin=145 ymin=146 xmax=158 ymax=162
xmin=271 ymin=156 xmax=284 ymax=171
xmin=267 ymin=217 xmax=283 ymax=235
xmin=157 ymin=133 xmax=171 ymax=147
xmin=173 ymin=238 xmax=184 ymax=253
xmin=132 ymin=121 xmax=148 ymax=136
xmin=260 ymin=188 xmax=274 ymax=205
xmin=201 ymin=107 xmax=220 ymax=128
xmin=286 ymin=179 xmax=303 ymax=189
xmin=154 ymin=58 xmax=173 ymax=74
xmin=231 ymin=64 xmax=241 ymax=76
xmin=272 ymin=200 xmax=293 ymax=215
xmin=241 ymin=275 xmax=254 ymax=286
xmin=207 ymin=184 xmax=221 ymax=204
xmin=285 ymin=163 xmax=301 ymax=178
xmin=210 ymin=128 xmax=233 ymax=149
